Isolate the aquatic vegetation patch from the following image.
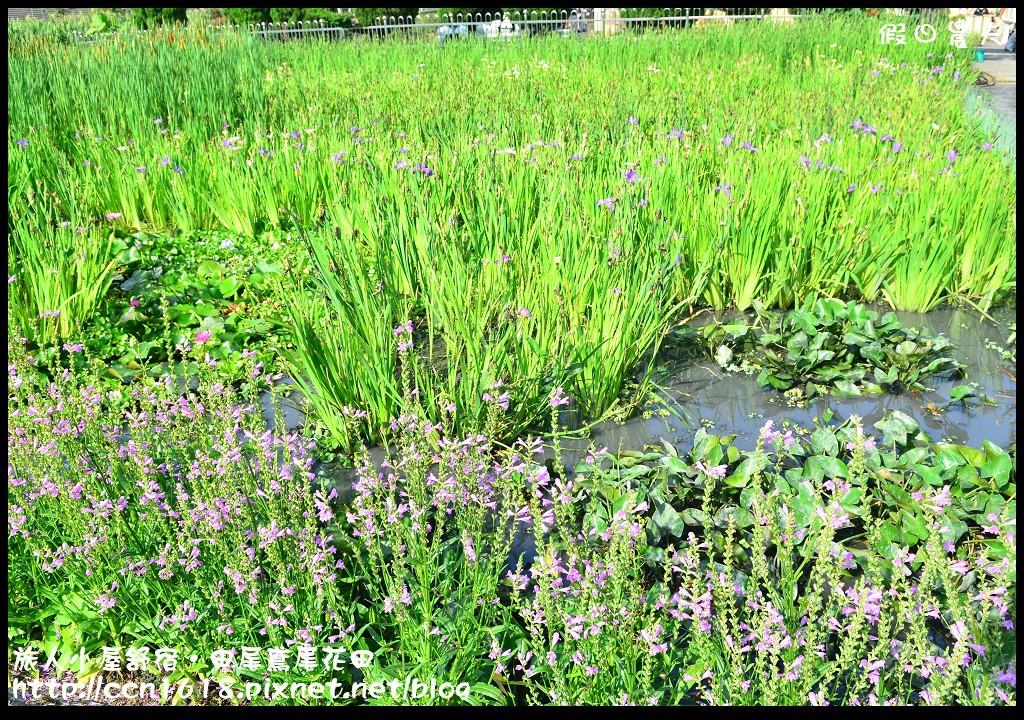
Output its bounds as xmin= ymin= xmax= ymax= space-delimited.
xmin=703 ymin=299 xmax=963 ymax=400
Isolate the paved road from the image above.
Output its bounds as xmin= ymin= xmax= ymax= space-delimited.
xmin=976 ymin=46 xmax=1016 ymax=124
xmin=981 ymin=83 xmax=1017 ymax=123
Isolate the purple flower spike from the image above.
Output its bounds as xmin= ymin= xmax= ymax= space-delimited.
xmin=550 ymin=387 xmax=570 ymax=407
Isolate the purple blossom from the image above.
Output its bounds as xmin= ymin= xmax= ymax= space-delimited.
xmin=891 ymin=142 xmax=903 ymax=154
xmin=946 ymin=149 xmax=959 ymax=163
xmin=628 ymin=116 xmax=638 ymax=125
xmin=982 ymin=141 xmax=994 ymax=151
xmin=413 ymin=162 xmax=433 ymax=176
xmin=95 ymin=594 xmax=117 ymax=614
xmin=668 ymin=128 xmax=685 ymax=141
xmin=518 ymin=308 xmax=533 ymax=318
xmin=761 ymin=420 xmax=781 ymax=444
xmin=739 ymin=141 xmax=759 ymax=153
xmin=721 ymin=134 xmax=734 ymax=148
xmin=712 ymin=183 xmax=731 ymax=198
xmin=695 ymin=460 xmax=727 ymax=479
xmin=549 ymin=387 xmax=570 ymax=407
xmin=331 ymin=151 xmax=348 ymax=163
xmin=105 ymin=212 xmax=122 ymax=221
xmin=161 ymin=156 xmax=171 ymax=167
xmin=596 ymin=197 xmax=616 ymax=211
xmin=16 ymin=139 xmax=29 ymax=148
xmin=624 ymin=169 xmax=638 ymax=183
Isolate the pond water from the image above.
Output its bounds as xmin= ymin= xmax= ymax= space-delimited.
xmin=261 ymin=303 xmax=1015 ymax=489
xmin=556 ymin=304 xmax=1016 ymax=468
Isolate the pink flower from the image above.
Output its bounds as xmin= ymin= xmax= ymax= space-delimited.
xmin=194 ymin=330 xmax=213 ymax=344
xmin=695 ymin=461 xmax=727 ymax=479
xmin=549 ymin=388 xmax=570 ymax=407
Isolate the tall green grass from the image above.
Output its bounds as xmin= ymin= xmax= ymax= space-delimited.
xmin=7 ymin=14 xmax=1016 ymax=446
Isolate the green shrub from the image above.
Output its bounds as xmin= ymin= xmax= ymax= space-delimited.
xmin=221 ymin=8 xmax=271 ymax=25
xmin=129 ymin=7 xmax=187 ymax=29
xmin=350 ymin=7 xmax=420 ymax=26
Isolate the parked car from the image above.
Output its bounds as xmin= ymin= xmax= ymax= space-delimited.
xmin=437 ymin=17 xmax=522 ymax=44
xmin=436 ymin=23 xmax=471 ymax=43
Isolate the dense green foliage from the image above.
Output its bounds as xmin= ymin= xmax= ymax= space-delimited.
xmin=129 ymin=7 xmax=187 ymax=29
xmin=221 ymin=8 xmax=352 ymax=27
xmin=351 ymin=7 xmax=421 ymax=26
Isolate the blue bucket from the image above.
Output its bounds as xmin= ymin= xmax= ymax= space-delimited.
xmin=975 ymin=49 xmax=986 ymax=62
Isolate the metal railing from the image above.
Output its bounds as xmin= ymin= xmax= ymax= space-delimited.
xmin=71 ymin=9 xmax=819 ymax=46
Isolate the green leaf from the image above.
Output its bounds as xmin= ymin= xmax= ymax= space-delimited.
xmin=805 ymin=455 xmax=848 ymax=479
xmin=811 ymin=427 xmax=839 ymax=456
xmin=197 ymin=259 xmax=226 ymax=278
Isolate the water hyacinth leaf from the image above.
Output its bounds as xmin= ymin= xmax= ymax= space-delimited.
xmin=197 ymin=259 xmax=226 ymax=278
xmin=980 ymin=453 xmax=1012 ymax=486
xmin=659 ymin=455 xmax=689 ymax=477
xmin=946 ymin=385 xmax=970 ymax=403
xmin=120 ymin=269 xmax=152 ymax=292
xmin=957 ymin=445 xmax=988 ymax=468
xmin=651 ymin=497 xmax=685 ymax=540
xmin=811 ymin=427 xmax=839 ymax=456
xmin=912 ymin=464 xmax=943 ymax=487
xmin=254 ymin=261 xmax=283 ymax=275
xmin=790 ymin=480 xmax=817 ymax=528
xmin=199 ymin=315 xmax=226 ymax=332
xmin=805 ymin=455 xmax=848 ymax=480
xmin=874 ymin=410 xmax=919 ymax=445
xmin=900 ymin=509 xmax=927 ymax=544
xmin=218 ymin=276 xmax=243 ymax=299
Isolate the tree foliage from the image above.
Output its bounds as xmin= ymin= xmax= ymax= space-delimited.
xmin=130 ymin=8 xmax=187 ymax=29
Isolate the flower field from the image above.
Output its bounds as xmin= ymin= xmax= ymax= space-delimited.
xmin=7 ymin=13 xmax=1016 ymax=706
